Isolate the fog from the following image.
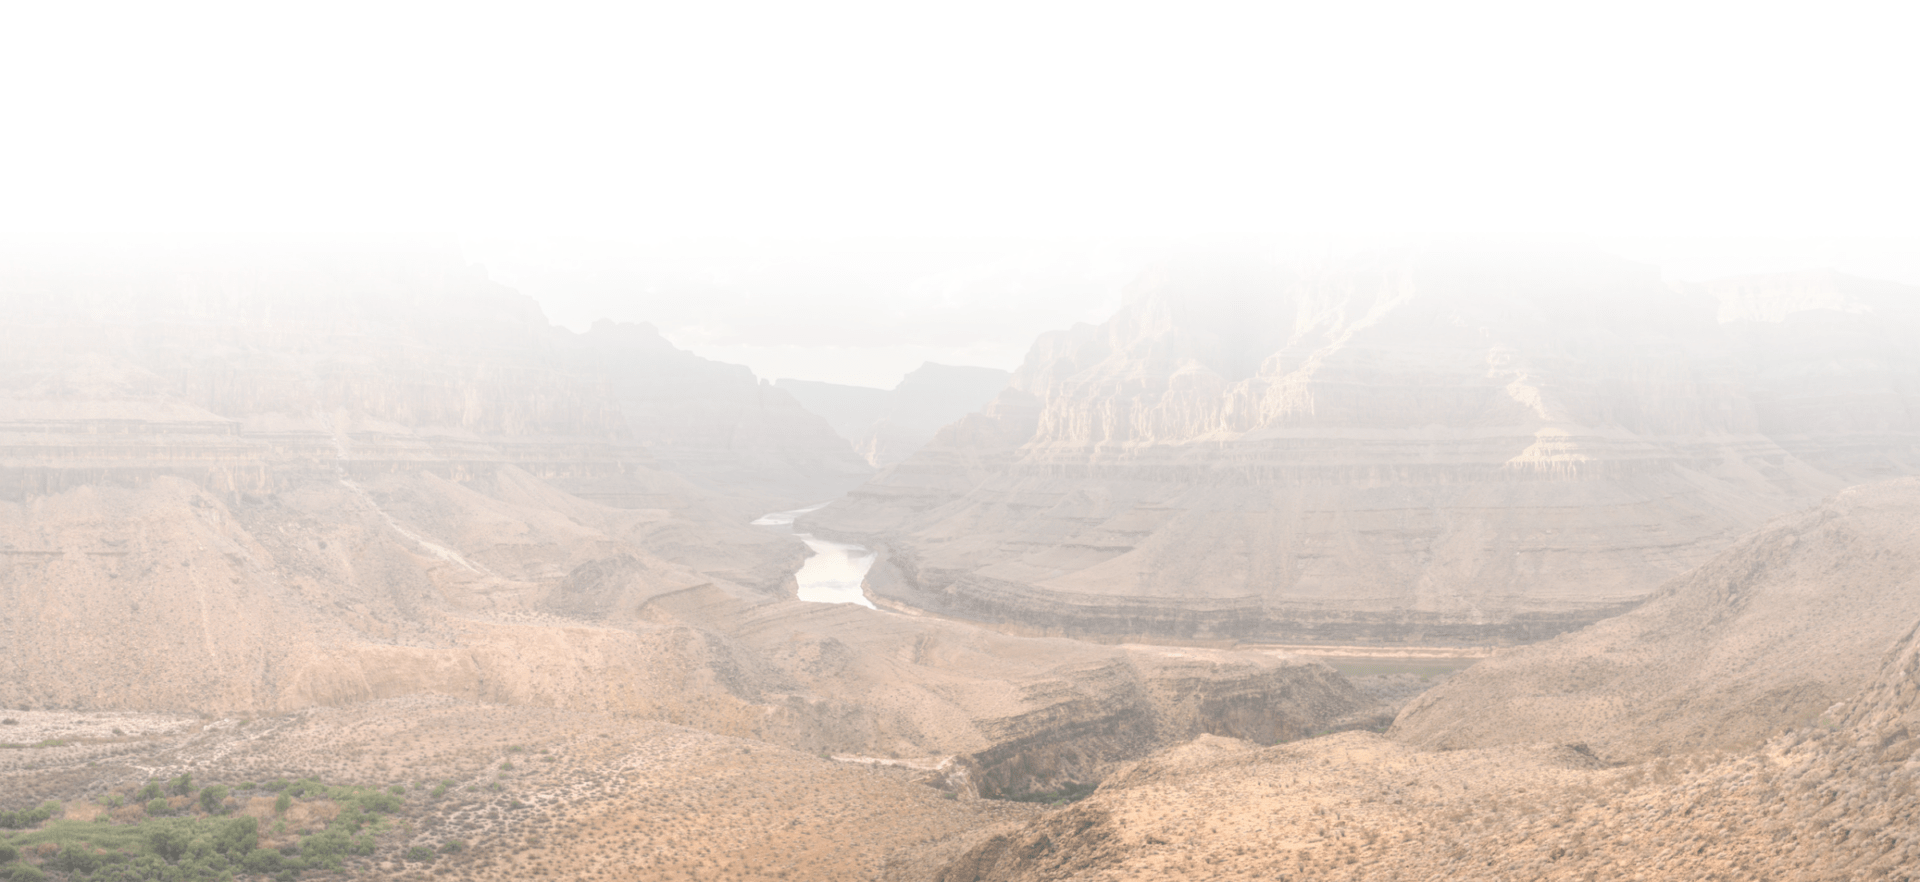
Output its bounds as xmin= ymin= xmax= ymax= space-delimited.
xmin=7 ymin=3 xmax=1919 ymax=384
xmin=6 ymin=6 xmax=1920 ymax=880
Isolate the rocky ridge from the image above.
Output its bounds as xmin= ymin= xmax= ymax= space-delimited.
xmin=929 ymin=538 xmax=1920 ymax=882
xmin=1391 ymin=476 xmax=1920 ymax=761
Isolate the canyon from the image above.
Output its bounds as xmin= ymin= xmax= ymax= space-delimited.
xmin=806 ymin=251 xmax=1920 ymax=646
xmin=0 ymin=248 xmax=1372 ymax=814
xmin=4 ymin=244 xmax=1919 ymax=881
xmin=779 ymin=363 xmax=1011 ymax=467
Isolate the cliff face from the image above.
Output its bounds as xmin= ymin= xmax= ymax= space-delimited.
xmin=779 ymin=362 xmax=1011 ymax=467
xmin=0 ymin=248 xmax=871 ymax=516
xmin=805 ymin=251 xmax=1920 ymax=644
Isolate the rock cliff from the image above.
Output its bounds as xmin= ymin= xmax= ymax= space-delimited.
xmin=805 ymin=251 xmax=1920 ymax=644
xmin=0 ymin=246 xmax=871 ymax=518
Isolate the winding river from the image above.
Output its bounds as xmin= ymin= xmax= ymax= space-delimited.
xmin=752 ymin=503 xmax=878 ymax=608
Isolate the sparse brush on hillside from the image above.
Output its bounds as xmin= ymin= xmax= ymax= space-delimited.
xmin=0 ymin=777 xmax=433 ymax=882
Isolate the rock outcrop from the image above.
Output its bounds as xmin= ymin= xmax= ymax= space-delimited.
xmin=1391 ymin=475 xmax=1920 ymax=760
xmin=805 ymin=250 xmax=1920 ymax=645
xmin=931 ymin=572 xmax=1920 ymax=882
xmin=779 ymin=362 xmax=1010 ymax=467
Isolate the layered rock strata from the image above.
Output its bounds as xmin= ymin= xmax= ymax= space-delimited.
xmin=0 ymin=247 xmax=1367 ymax=799
xmin=806 ymin=252 xmax=1920 ymax=644
xmin=0 ymin=248 xmax=872 ymax=518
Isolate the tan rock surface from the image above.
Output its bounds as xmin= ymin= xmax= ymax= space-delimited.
xmin=1392 ymin=476 xmax=1920 ymax=760
xmin=808 ymin=253 xmax=1920 ymax=644
xmin=932 ymin=614 xmax=1920 ymax=882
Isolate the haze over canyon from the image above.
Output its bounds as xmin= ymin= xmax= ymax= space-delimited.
xmin=1 ymin=243 xmax=1917 ymax=882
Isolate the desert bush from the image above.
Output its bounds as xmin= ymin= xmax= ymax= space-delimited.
xmin=199 ymin=785 xmax=231 ymax=815
xmin=404 ymin=844 xmax=438 ymax=863
xmin=149 ymin=826 xmax=191 ymax=861
xmin=137 ymin=780 xmax=165 ymax=801
xmin=0 ymin=843 xmax=17 ymax=862
xmin=0 ymin=803 xmax=59 ymax=829
xmin=147 ymin=798 xmax=172 ymax=817
xmin=45 ymin=843 xmax=102 ymax=874
xmin=169 ymin=773 xmax=194 ymax=796
xmin=440 ymin=839 xmax=466 ymax=854
xmin=5 ymin=864 xmax=45 ymax=881
xmin=354 ymin=791 xmax=402 ymax=814
xmin=273 ymin=792 xmax=291 ymax=815
xmin=242 ymin=846 xmax=284 ymax=875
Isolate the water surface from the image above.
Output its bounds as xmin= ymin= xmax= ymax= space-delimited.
xmin=753 ymin=504 xmax=877 ymax=609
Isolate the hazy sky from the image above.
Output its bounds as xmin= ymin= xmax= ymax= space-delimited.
xmin=4 ymin=1 xmax=1917 ymax=385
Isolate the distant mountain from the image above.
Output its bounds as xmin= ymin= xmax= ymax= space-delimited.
xmin=778 ymin=363 xmax=1010 ymax=467
xmin=803 ymin=250 xmax=1920 ymax=645
xmin=0 ymin=247 xmax=873 ymax=519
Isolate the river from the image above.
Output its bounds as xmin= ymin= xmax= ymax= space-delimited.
xmin=752 ymin=503 xmax=878 ymax=609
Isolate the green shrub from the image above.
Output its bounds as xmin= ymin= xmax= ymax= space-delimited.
xmin=215 ymin=816 xmax=258 ymax=856
xmin=46 ymin=843 xmax=101 ymax=874
xmin=149 ymin=826 xmax=191 ymax=861
xmin=235 ymin=782 xmax=257 ymax=791
xmin=137 ymin=780 xmax=165 ymax=801
xmin=169 ymin=772 xmax=194 ymax=796
xmin=404 ymin=844 xmax=438 ymax=863
xmin=6 ymin=863 xmax=46 ymax=881
xmin=0 ymin=843 xmax=17 ymax=862
xmin=429 ymin=783 xmax=449 ymax=799
xmin=147 ymin=798 xmax=171 ymax=817
xmin=199 ymin=785 xmax=231 ymax=815
xmin=355 ymin=791 xmax=402 ymax=815
xmin=439 ymin=839 xmax=466 ymax=854
xmin=273 ymin=792 xmax=291 ymax=815
xmin=263 ymin=779 xmax=289 ymax=792
xmin=0 ymin=802 xmax=58 ymax=829
xmin=242 ymin=846 xmax=283 ymax=874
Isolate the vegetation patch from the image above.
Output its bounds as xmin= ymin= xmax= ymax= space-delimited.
xmin=0 ymin=776 xmax=429 ymax=881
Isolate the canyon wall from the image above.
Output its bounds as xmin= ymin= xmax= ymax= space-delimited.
xmin=805 ymin=250 xmax=1920 ymax=644
xmin=779 ymin=362 xmax=1010 ymax=467
xmin=0 ymin=247 xmax=871 ymax=517
xmin=0 ymin=247 xmax=1365 ymax=793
